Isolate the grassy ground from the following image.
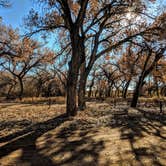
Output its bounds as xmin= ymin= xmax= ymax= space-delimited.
xmin=0 ymin=99 xmax=166 ymax=166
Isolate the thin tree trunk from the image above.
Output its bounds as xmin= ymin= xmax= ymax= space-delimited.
xmin=36 ymin=80 xmax=42 ymax=97
xmin=95 ymin=90 xmax=98 ymax=98
xmin=117 ymin=88 xmax=120 ymax=97
xmin=18 ymin=77 xmax=23 ymax=100
xmin=155 ymin=81 xmax=159 ymax=97
xmin=106 ymin=83 xmax=112 ymax=97
xmin=131 ymin=74 xmax=145 ymax=108
xmin=88 ymin=81 xmax=93 ymax=98
xmin=88 ymin=77 xmax=95 ymax=98
xmin=6 ymin=85 xmax=13 ymax=99
xmin=123 ymin=80 xmax=131 ymax=99
xmin=130 ymin=82 xmax=142 ymax=107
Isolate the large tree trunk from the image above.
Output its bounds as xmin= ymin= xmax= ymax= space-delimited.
xmin=77 ymin=40 xmax=88 ymax=110
xmin=18 ymin=77 xmax=23 ymax=101
xmin=78 ymin=61 xmax=87 ymax=110
xmin=66 ymin=71 xmax=78 ymax=116
xmin=131 ymin=51 xmax=155 ymax=108
xmin=131 ymin=66 xmax=158 ymax=108
xmin=66 ymin=64 xmax=79 ymax=116
xmin=78 ymin=78 xmax=86 ymax=110
xmin=66 ymin=52 xmax=80 ymax=116
xmin=66 ymin=33 xmax=83 ymax=116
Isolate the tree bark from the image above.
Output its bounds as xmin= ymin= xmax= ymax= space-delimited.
xmin=106 ymin=83 xmax=112 ymax=97
xmin=78 ymin=78 xmax=86 ymax=110
xmin=130 ymin=79 xmax=142 ymax=107
xmin=6 ymin=80 xmax=17 ymax=99
xmin=66 ymin=33 xmax=83 ymax=116
xmin=131 ymin=50 xmax=153 ymax=108
xmin=78 ymin=61 xmax=87 ymax=110
xmin=131 ymin=75 xmax=147 ymax=107
xmin=18 ymin=77 xmax=24 ymax=100
xmin=88 ymin=78 xmax=95 ymax=98
xmin=123 ymin=80 xmax=131 ymax=99
xmin=66 ymin=60 xmax=79 ymax=116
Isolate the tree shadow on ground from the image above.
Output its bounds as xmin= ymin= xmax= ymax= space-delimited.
xmin=0 ymin=119 xmax=32 ymax=132
xmin=109 ymin=107 xmax=166 ymax=166
xmin=0 ymin=104 xmax=166 ymax=166
xmin=0 ymin=114 xmax=68 ymax=165
xmin=38 ymin=123 xmax=108 ymax=166
xmin=0 ymin=113 xmax=107 ymax=166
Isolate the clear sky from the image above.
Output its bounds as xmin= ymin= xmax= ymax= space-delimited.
xmin=0 ymin=0 xmax=33 ymax=28
xmin=0 ymin=0 xmax=166 ymax=29
xmin=0 ymin=0 xmax=59 ymax=50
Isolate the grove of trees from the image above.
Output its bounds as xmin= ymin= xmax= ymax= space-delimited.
xmin=0 ymin=0 xmax=166 ymax=116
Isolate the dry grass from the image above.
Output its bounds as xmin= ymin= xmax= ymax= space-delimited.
xmin=139 ymin=96 xmax=166 ymax=102
xmin=14 ymin=96 xmax=66 ymax=104
xmin=0 ymin=102 xmax=66 ymax=139
xmin=0 ymin=99 xmax=166 ymax=166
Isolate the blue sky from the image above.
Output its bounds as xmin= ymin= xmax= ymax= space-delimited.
xmin=0 ymin=0 xmax=166 ymax=29
xmin=0 ymin=0 xmax=60 ymax=50
xmin=0 ymin=0 xmax=33 ymax=28
xmin=0 ymin=0 xmax=165 ymax=51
